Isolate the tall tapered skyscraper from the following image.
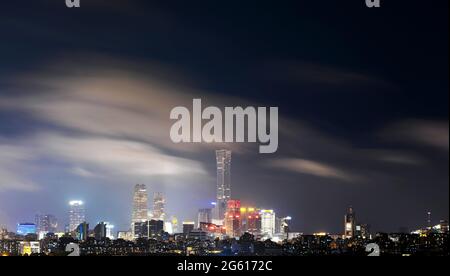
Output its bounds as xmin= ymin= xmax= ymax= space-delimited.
xmin=215 ymin=149 xmax=231 ymax=220
xmin=132 ymin=184 xmax=148 ymax=224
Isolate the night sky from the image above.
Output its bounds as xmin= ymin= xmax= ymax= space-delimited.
xmin=0 ymin=0 xmax=448 ymax=234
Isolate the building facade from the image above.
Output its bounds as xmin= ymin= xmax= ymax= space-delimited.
xmin=215 ymin=150 xmax=232 ymax=221
xmin=69 ymin=201 xmax=85 ymax=232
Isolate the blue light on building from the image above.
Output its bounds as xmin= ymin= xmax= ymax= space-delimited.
xmin=17 ymin=223 xmax=37 ymax=236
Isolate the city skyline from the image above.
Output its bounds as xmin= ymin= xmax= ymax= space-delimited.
xmin=0 ymin=1 xmax=448 ymax=236
xmin=0 ymin=149 xmax=446 ymax=236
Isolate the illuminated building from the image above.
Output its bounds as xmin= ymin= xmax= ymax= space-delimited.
xmin=132 ymin=184 xmax=148 ymax=238
xmin=183 ymin=221 xmax=195 ymax=235
xmin=152 ymin=192 xmax=165 ymax=221
xmin=16 ymin=223 xmax=36 ymax=236
xmin=199 ymin=222 xmax=224 ymax=236
xmin=188 ymin=229 xmax=208 ymax=240
xmin=240 ymin=207 xmax=261 ymax=236
xmin=225 ymin=200 xmax=241 ymax=238
xmin=356 ymin=224 xmax=370 ymax=239
xmin=105 ymin=222 xmax=115 ymax=239
xmin=35 ymin=214 xmax=58 ymax=234
xmin=280 ymin=216 xmax=292 ymax=237
xmin=344 ymin=206 xmax=356 ymax=239
xmin=117 ymin=231 xmax=133 ymax=241
xmin=164 ymin=221 xmax=173 ymax=234
xmin=433 ymin=220 xmax=449 ymax=234
xmin=171 ymin=216 xmax=179 ymax=233
xmin=19 ymin=241 xmax=40 ymax=256
xmin=75 ymin=222 xmax=89 ymax=241
xmin=134 ymin=220 xmax=164 ymax=238
xmin=215 ymin=149 xmax=232 ymax=220
xmin=197 ymin=208 xmax=212 ymax=228
xmin=94 ymin=222 xmax=107 ymax=240
xmin=260 ymin=210 xmax=276 ymax=238
xmin=69 ymin=200 xmax=85 ymax=232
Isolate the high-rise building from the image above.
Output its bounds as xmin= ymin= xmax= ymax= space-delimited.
xmin=75 ymin=222 xmax=89 ymax=241
xmin=344 ymin=206 xmax=356 ymax=239
xmin=197 ymin=208 xmax=212 ymax=228
xmin=133 ymin=220 xmax=164 ymax=238
xmin=280 ymin=216 xmax=292 ymax=236
xmin=215 ymin=149 xmax=232 ymax=220
xmin=35 ymin=214 xmax=58 ymax=233
xmin=69 ymin=201 xmax=85 ymax=232
xmin=183 ymin=221 xmax=195 ymax=235
xmin=171 ymin=216 xmax=179 ymax=234
xmin=240 ymin=207 xmax=261 ymax=236
xmin=105 ymin=223 xmax=115 ymax=240
xmin=132 ymin=184 xmax=148 ymax=238
xmin=260 ymin=210 xmax=276 ymax=238
xmin=152 ymin=192 xmax=165 ymax=221
xmin=225 ymin=200 xmax=241 ymax=238
xmin=94 ymin=222 xmax=107 ymax=240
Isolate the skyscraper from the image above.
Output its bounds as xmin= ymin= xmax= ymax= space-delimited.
xmin=132 ymin=184 xmax=148 ymax=238
xmin=344 ymin=206 xmax=356 ymax=239
xmin=69 ymin=201 xmax=85 ymax=232
xmin=225 ymin=200 xmax=242 ymax=238
xmin=132 ymin=184 xmax=148 ymax=222
xmin=35 ymin=214 xmax=58 ymax=233
xmin=260 ymin=209 xmax=276 ymax=238
xmin=215 ymin=149 xmax=232 ymax=220
xmin=197 ymin=208 xmax=212 ymax=228
xmin=94 ymin=222 xmax=107 ymax=240
xmin=152 ymin=192 xmax=165 ymax=221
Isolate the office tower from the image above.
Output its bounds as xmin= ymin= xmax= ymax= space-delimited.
xmin=182 ymin=221 xmax=195 ymax=235
xmin=275 ymin=217 xmax=282 ymax=234
xmin=344 ymin=206 xmax=356 ymax=239
xmin=152 ymin=192 xmax=165 ymax=221
xmin=69 ymin=200 xmax=85 ymax=232
xmin=105 ymin=223 xmax=115 ymax=240
xmin=75 ymin=222 xmax=89 ymax=241
xmin=94 ymin=222 xmax=107 ymax=240
xmin=35 ymin=214 xmax=58 ymax=233
xmin=225 ymin=200 xmax=242 ymax=238
xmin=280 ymin=216 xmax=292 ymax=236
xmin=260 ymin=210 xmax=276 ymax=238
xmin=132 ymin=184 xmax=148 ymax=223
xmin=133 ymin=220 xmax=164 ymax=238
xmin=359 ymin=224 xmax=370 ymax=239
xmin=215 ymin=149 xmax=232 ymax=220
xmin=171 ymin=216 xmax=179 ymax=233
xmin=240 ymin=207 xmax=261 ymax=236
xmin=132 ymin=184 xmax=148 ymax=238
xmin=197 ymin=208 xmax=212 ymax=228
xmin=16 ymin=223 xmax=37 ymax=236
xmin=164 ymin=221 xmax=173 ymax=234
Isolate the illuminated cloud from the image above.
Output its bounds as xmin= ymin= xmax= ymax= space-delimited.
xmin=269 ymin=158 xmax=358 ymax=182
xmin=0 ymin=144 xmax=38 ymax=191
xmin=382 ymin=119 xmax=449 ymax=151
